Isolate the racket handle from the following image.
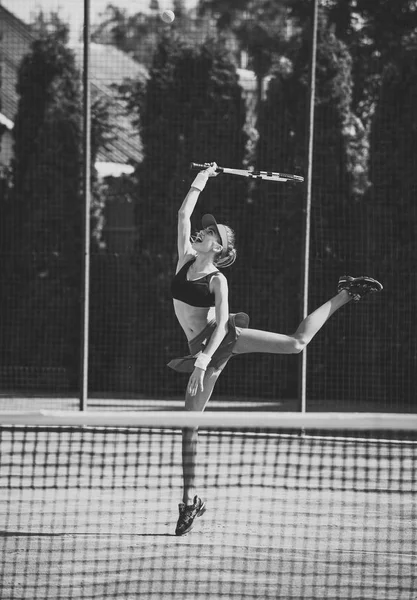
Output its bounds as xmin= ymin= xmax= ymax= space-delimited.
xmin=189 ymin=162 xmax=223 ymax=173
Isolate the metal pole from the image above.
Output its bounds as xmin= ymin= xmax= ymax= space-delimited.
xmin=300 ymin=0 xmax=319 ymax=413
xmin=80 ymin=0 xmax=91 ymax=410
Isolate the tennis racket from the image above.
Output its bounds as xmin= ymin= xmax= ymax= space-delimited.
xmin=190 ymin=162 xmax=304 ymax=183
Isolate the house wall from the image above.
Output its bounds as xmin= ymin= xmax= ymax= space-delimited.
xmin=0 ymin=128 xmax=13 ymax=167
xmin=0 ymin=7 xmax=142 ymax=252
xmin=0 ymin=6 xmax=32 ymax=169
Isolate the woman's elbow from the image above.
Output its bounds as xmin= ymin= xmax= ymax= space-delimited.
xmin=178 ymin=209 xmax=191 ymax=220
xmin=216 ymin=319 xmax=229 ymax=333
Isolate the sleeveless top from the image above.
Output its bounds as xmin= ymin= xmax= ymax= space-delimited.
xmin=171 ymin=259 xmax=220 ymax=308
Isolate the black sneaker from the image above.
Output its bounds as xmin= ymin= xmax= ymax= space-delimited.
xmin=175 ymin=495 xmax=206 ymax=536
xmin=338 ymin=275 xmax=383 ymax=302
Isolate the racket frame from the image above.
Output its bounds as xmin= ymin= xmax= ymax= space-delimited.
xmin=190 ymin=162 xmax=304 ymax=183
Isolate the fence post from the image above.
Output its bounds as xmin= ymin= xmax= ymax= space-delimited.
xmin=300 ymin=0 xmax=319 ymax=414
xmin=80 ymin=0 xmax=91 ymax=410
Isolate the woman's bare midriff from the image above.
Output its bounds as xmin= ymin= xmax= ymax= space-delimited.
xmin=173 ymin=299 xmax=216 ymax=341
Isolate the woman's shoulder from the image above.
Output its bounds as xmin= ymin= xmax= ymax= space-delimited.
xmin=175 ymin=253 xmax=196 ymax=274
xmin=209 ymin=270 xmax=228 ymax=290
xmin=210 ymin=270 xmax=227 ymax=281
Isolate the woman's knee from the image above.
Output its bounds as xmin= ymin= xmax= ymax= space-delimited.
xmin=291 ymin=335 xmax=307 ymax=354
xmin=184 ymin=367 xmax=223 ymax=411
xmin=185 ymin=394 xmax=205 ymax=411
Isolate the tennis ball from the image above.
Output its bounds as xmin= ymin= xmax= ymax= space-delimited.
xmin=161 ymin=10 xmax=175 ymax=23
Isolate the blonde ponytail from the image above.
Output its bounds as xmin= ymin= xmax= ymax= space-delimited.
xmin=214 ymin=226 xmax=237 ymax=269
xmin=216 ymin=249 xmax=237 ymax=268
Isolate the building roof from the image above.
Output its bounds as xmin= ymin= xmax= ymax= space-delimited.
xmin=0 ymin=4 xmax=34 ymax=45
xmin=0 ymin=5 xmax=34 ymax=121
xmin=71 ymin=43 xmax=148 ymax=166
xmin=93 ymin=80 xmax=143 ymax=166
xmin=71 ymin=42 xmax=148 ymax=87
xmin=0 ymin=6 xmax=147 ymax=170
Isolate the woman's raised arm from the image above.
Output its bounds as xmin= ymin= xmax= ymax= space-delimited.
xmin=177 ymin=163 xmax=218 ymax=259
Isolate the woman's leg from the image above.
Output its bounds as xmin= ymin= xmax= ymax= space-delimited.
xmin=175 ymin=365 xmax=226 ymax=535
xmin=181 ymin=365 xmax=225 ymax=505
xmin=181 ymin=290 xmax=350 ymax=504
xmin=233 ymin=290 xmax=351 ymax=356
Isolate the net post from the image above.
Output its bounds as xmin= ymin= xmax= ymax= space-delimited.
xmin=299 ymin=0 xmax=319 ymax=415
xmin=80 ymin=0 xmax=91 ymax=411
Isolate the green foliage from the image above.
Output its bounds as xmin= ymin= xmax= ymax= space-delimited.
xmin=198 ymin=0 xmax=254 ymax=30
xmin=0 ymin=34 xmax=4 ymax=157
xmin=0 ymin=43 xmax=11 ymax=237
xmin=355 ymin=0 xmax=417 ymax=55
xmin=129 ymin=32 xmax=248 ymax=393
xmin=1 ymin=26 xmax=83 ymax=381
xmin=136 ymin=33 xmax=247 ymax=246
xmin=199 ymin=0 xmax=290 ymax=89
xmin=290 ymin=0 xmax=417 ymax=119
xmin=92 ymin=6 xmax=159 ymax=68
xmin=259 ymin=17 xmax=367 ymax=205
xmin=11 ymin=27 xmax=82 ymax=280
xmin=1 ymin=2 xmax=415 ymax=403
xmin=0 ymin=34 xmax=12 ymax=301
xmin=89 ymin=254 xmax=140 ymax=393
xmin=92 ymin=3 xmax=207 ymax=69
xmin=0 ymin=18 xmax=113 ymax=385
xmin=172 ymin=0 xmax=187 ymax=18
xmin=252 ymin=15 xmax=370 ymax=397
xmin=90 ymin=90 xmax=125 ymax=249
xmin=367 ymin=48 xmax=417 ymax=400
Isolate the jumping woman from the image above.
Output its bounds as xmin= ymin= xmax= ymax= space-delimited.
xmin=169 ymin=163 xmax=383 ymax=536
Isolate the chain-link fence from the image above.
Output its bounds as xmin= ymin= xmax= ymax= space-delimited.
xmin=0 ymin=0 xmax=416 ymax=411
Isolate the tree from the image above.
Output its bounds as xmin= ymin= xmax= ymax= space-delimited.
xmin=0 ymin=22 xmax=84 ymax=386
xmin=149 ymin=0 xmax=160 ymax=12
xmin=198 ymin=0 xmax=295 ymax=187
xmin=250 ymin=15 xmax=372 ymax=401
xmin=199 ymin=0 xmax=291 ymax=110
xmin=367 ymin=48 xmax=417 ymax=406
xmin=125 ymin=32 xmax=248 ymax=394
xmin=0 ymin=33 xmax=10 ymax=207
xmin=290 ymin=0 xmax=417 ymax=118
xmin=0 ymin=35 xmax=13 ymax=338
xmin=285 ymin=0 xmax=417 ymax=407
xmin=92 ymin=6 xmax=159 ymax=68
xmin=172 ymin=0 xmax=187 ymax=19
xmin=0 ymin=18 xmax=112 ymax=390
xmin=0 ymin=42 xmax=4 ymax=160
xmin=92 ymin=2 xmax=205 ymax=69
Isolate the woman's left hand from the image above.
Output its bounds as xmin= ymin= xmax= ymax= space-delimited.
xmin=188 ymin=367 xmax=205 ymax=397
xmin=203 ymin=162 xmax=219 ymax=177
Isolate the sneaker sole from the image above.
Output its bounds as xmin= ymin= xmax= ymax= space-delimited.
xmin=175 ymin=503 xmax=206 ymax=536
xmin=338 ymin=276 xmax=383 ymax=296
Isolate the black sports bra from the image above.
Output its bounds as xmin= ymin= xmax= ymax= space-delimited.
xmin=171 ymin=259 xmax=219 ymax=308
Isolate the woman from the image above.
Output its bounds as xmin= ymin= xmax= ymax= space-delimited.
xmin=170 ymin=163 xmax=383 ymax=536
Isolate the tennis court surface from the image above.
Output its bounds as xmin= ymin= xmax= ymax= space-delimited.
xmin=1 ymin=411 xmax=416 ymax=599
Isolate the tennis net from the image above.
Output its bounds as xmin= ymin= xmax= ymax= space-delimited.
xmin=0 ymin=411 xmax=416 ymax=599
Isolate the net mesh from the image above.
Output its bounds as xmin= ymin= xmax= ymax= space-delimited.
xmin=1 ymin=411 xmax=416 ymax=599
xmin=0 ymin=1 xmax=416 ymax=410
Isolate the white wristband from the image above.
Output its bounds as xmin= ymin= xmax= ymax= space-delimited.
xmin=194 ymin=353 xmax=211 ymax=371
xmin=191 ymin=172 xmax=209 ymax=192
